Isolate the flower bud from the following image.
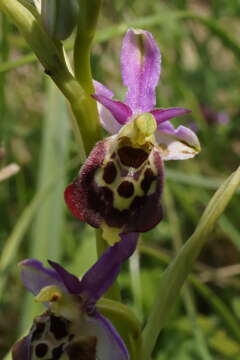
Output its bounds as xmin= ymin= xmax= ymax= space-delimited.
xmin=35 ymin=0 xmax=79 ymax=41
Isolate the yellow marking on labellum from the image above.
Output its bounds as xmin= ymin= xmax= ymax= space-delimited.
xmin=95 ymin=166 xmax=108 ymax=187
xmin=147 ymin=179 xmax=157 ymax=195
xmin=102 ymin=224 xmax=121 ymax=245
xmin=113 ymin=176 xmax=144 ymax=211
xmin=113 ymin=188 xmax=134 ymax=211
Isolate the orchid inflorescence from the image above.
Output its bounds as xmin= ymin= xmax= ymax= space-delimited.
xmin=12 ymin=26 xmax=200 ymax=359
xmin=2 ymin=1 xmax=207 ymax=359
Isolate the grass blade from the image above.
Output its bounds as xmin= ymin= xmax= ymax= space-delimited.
xmin=20 ymin=80 xmax=70 ymax=332
xmin=141 ymin=165 xmax=240 ymax=359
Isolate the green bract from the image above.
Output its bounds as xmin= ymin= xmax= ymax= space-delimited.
xmin=37 ymin=0 xmax=79 ymax=40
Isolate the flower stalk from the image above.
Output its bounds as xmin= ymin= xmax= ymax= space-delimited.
xmin=0 ymin=0 xmax=100 ymax=154
xmin=73 ymin=0 xmax=102 ymax=151
xmin=74 ymin=0 xmax=102 ymax=92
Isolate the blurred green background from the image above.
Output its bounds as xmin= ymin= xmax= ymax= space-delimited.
xmin=1 ymin=0 xmax=240 ymax=359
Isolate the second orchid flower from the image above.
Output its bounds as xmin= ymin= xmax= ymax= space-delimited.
xmin=12 ymin=233 xmax=138 ymax=360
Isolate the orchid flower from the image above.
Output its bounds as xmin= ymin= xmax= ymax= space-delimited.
xmin=65 ymin=29 xmax=200 ymax=244
xmin=12 ymin=233 xmax=138 ymax=360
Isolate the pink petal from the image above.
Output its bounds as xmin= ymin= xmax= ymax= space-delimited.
xmin=156 ymin=123 xmax=201 ymax=160
xmin=151 ymin=108 xmax=191 ymax=125
xmin=93 ymin=81 xmax=122 ymax=134
xmin=121 ymin=28 xmax=161 ymax=113
xmin=93 ymin=80 xmax=114 ymax=99
xmin=92 ymin=94 xmax=132 ymax=126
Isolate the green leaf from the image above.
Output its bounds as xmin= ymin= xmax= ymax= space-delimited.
xmin=141 ymin=165 xmax=240 ymax=360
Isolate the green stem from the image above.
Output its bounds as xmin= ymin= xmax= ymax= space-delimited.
xmin=0 ymin=0 xmax=99 ymax=154
xmin=98 ymin=297 xmax=142 ymax=360
xmin=0 ymin=13 xmax=8 ymax=138
xmin=129 ymin=245 xmax=143 ymax=318
xmin=2 ymin=11 xmax=240 ymax=74
xmin=74 ymin=0 xmax=101 ymax=92
xmin=72 ymin=0 xmax=102 ymax=152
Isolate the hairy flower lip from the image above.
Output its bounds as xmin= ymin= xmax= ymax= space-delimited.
xmin=65 ymin=137 xmax=164 ymax=243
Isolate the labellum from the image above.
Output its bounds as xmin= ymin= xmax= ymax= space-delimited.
xmin=14 ymin=311 xmax=97 ymax=360
xmin=65 ymin=113 xmax=164 ymax=244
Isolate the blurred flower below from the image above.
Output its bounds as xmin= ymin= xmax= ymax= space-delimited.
xmin=12 ymin=233 xmax=138 ymax=360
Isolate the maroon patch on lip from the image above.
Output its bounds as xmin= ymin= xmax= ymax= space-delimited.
xmin=12 ymin=336 xmax=31 ymax=360
xmin=103 ymin=161 xmax=117 ymax=184
xmin=118 ymin=146 xmax=148 ymax=168
xmin=35 ymin=343 xmax=48 ymax=357
xmin=117 ymin=181 xmax=134 ymax=198
xmin=124 ymin=149 xmax=164 ymax=233
xmin=50 ymin=315 xmax=69 ymax=340
xmin=141 ymin=168 xmax=156 ymax=194
xmin=64 ymin=140 xmax=107 ymax=227
xmin=66 ymin=336 xmax=97 ymax=360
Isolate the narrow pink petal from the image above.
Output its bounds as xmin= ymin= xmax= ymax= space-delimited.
xmin=93 ymin=80 xmax=114 ymax=98
xmin=64 ymin=139 xmax=107 ymax=227
xmin=82 ymin=312 xmax=129 ymax=360
xmin=92 ymin=94 xmax=132 ymax=125
xmin=121 ymin=28 xmax=161 ymax=112
xmin=151 ymin=108 xmax=191 ymax=125
xmin=93 ymin=81 xmax=121 ymax=134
